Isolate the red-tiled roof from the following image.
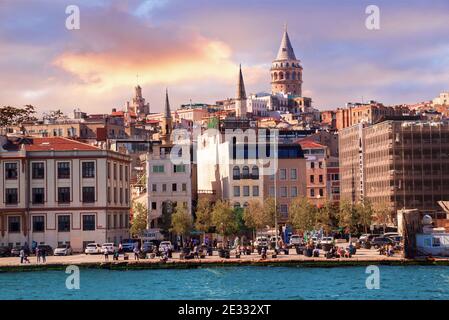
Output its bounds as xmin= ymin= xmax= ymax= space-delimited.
xmin=297 ymin=139 xmax=326 ymax=149
xmin=24 ymin=137 xmax=100 ymax=151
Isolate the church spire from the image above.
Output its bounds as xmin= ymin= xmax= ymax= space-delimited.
xmin=164 ymin=88 xmax=171 ymax=118
xmin=276 ymin=25 xmax=296 ymax=61
xmin=236 ymin=64 xmax=246 ymax=100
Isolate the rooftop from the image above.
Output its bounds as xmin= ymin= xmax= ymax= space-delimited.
xmin=1 ymin=137 xmax=100 ymax=152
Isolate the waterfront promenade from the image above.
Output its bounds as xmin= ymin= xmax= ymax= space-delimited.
xmin=1 ymin=248 xmax=444 ymax=271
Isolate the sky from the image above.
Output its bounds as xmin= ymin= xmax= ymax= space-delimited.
xmin=1 ymin=0 xmax=449 ymax=115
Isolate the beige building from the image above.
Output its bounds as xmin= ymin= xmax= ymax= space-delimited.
xmin=0 ymin=136 xmax=131 ymax=251
xmin=339 ymin=120 xmax=449 ymax=215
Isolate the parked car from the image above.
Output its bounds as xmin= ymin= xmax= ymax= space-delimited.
xmin=84 ymin=243 xmax=102 ymax=254
xmin=0 ymin=246 xmax=11 ymax=257
xmin=54 ymin=244 xmax=73 ymax=256
xmin=142 ymin=242 xmax=156 ymax=254
xmin=11 ymin=246 xmax=22 ymax=257
xmin=358 ymin=234 xmax=380 ymax=244
xmin=254 ymin=236 xmax=269 ymax=252
xmin=158 ymin=241 xmax=173 ymax=253
xmin=320 ymin=237 xmax=334 ymax=245
xmin=386 ymin=235 xmax=403 ymax=244
xmin=371 ymin=237 xmax=395 ymax=249
xmin=383 ymin=232 xmax=400 ymax=238
xmin=101 ymin=243 xmax=117 ymax=254
xmin=36 ymin=244 xmax=53 ymax=256
xmin=289 ymin=235 xmax=302 ymax=248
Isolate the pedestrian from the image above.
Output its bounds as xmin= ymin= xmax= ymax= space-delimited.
xmin=118 ymin=243 xmax=123 ymax=253
xmin=35 ymin=247 xmax=40 ymax=264
xmin=19 ymin=248 xmax=25 ymax=264
xmin=134 ymin=247 xmax=140 ymax=260
xmin=103 ymin=247 xmax=109 ymax=261
xmin=41 ymin=249 xmax=46 ymax=263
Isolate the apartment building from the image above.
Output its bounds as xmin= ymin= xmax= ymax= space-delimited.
xmin=297 ymin=140 xmax=329 ymax=206
xmin=339 ymin=120 xmax=449 ymax=215
xmin=0 ymin=136 xmax=131 ymax=251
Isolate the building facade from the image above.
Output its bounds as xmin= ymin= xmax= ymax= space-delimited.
xmin=339 ymin=120 xmax=449 ymax=215
xmin=0 ymin=136 xmax=131 ymax=251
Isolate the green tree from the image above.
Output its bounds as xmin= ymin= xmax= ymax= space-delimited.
xmin=316 ymin=200 xmax=337 ymax=233
xmin=243 ymin=200 xmax=269 ymax=233
xmin=288 ymin=196 xmax=317 ymax=233
xmin=356 ymin=199 xmax=374 ymax=234
xmin=159 ymin=201 xmax=174 ymax=237
xmin=170 ymin=205 xmax=193 ymax=240
xmin=337 ymin=199 xmax=359 ymax=234
xmin=0 ymin=105 xmax=37 ymax=133
xmin=130 ymin=202 xmax=148 ymax=237
xmin=263 ymin=197 xmax=281 ymax=228
xmin=373 ymin=202 xmax=391 ymax=233
xmin=194 ymin=198 xmax=212 ymax=233
xmin=211 ymin=200 xmax=239 ymax=242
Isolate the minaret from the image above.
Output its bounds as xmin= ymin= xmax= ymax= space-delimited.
xmin=270 ymin=24 xmax=303 ymax=96
xmin=235 ymin=64 xmax=247 ymax=118
xmin=160 ymin=88 xmax=173 ymax=144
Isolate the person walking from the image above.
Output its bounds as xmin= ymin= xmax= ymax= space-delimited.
xmin=35 ymin=247 xmax=40 ymax=264
xmin=103 ymin=247 xmax=109 ymax=261
xmin=19 ymin=248 xmax=25 ymax=264
xmin=133 ymin=246 xmax=140 ymax=260
xmin=41 ymin=248 xmax=46 ymax=263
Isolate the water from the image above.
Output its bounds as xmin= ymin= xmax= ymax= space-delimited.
xmin=1 ymin=266 xmax=449 ymax=300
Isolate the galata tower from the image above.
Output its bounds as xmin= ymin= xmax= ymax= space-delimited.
xmin=270 ymin=25 xmax=303 ymax=96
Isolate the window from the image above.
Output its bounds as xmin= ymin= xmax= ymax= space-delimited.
xmin=119 ymin=165 xmax=123 ymax=180
xmin=58 ymin=187 xmax=71 ymax=203
xmin=82 ymin=215 xmax=95 ymax=231
xmin=319 ymin=175 xmax=323 ymax=183
xmin=32 ymin=162 xmax=45 ymax=179
xmin=32 ymin=216 xmax=45 ymax=232
xmin=82 ymin=162 xmax=95 ymax=178
xmin=433 ymin=237 xmax=441 ymax=247
xmin=174 ymin=165 xmax=186 ymax=173
xmin=151 ymin=202 xmax=157 ymax=210
xmin=119 ymin=188 xmax=123 ymax=204
xmin=319 ymin=189 xmax=324 ymax=197
xmin=32 ymin=188 xmax=45 ymax=204
xmin=57 ymin=162 xmax=70 ymax=179
xmin=182 ymin=183 xmax=187 ymax=192
xmin=125 ymin=189 xmax=129 ymax=204
xmin=58 ymin=215 xmax=70 ymax=232
xmin=310 ymin=175 xmax=314 ymax=183
xmin=252 ymin=166 xmax=259 ymax=179
xmin=5 ymin=188 xmax=18 ymax=204
xmin=269 ymin=186 xmax=275 ymax=197
xmin=8 ymin=216 xmax=20 ymax=233
xmin=242 ymin=166 xmax=250 ymax=179
xmin=113 ymin=163 xmax=117 ymax=179
xmin=310 ymin=162 xmax=315 ymax=169
xmin=82 ymin=187 xmax=95 ymax=203
xmin=291 ymin=187 xmax=298 ymax=197
xmin=125 ymin=166 xmax=129 ymax=181
xmin=310 ymin=189 xmax=315 ymax=197
xmin=113 ymin=187 xmax=117 ymax=203
xmin=291 ymin=169 xmax=297 ymax=180
xmin=253 ymin=186 xmax=259 ymax=197
xmin=172 ymin=183 xmax=177 ymax=192
xmin=152 ymin=184 xmax=157 ymax=192
xmin=280 ymin=205 xmax=288 ymax=218
xmin=280 ymin=187 xmax=288 ymax=197
xmin=108 ymin=187 xmax=111 ymax=202
xmin=107 ymin=162 xmax=111 ymax=179
xmin=233 ymin=166 xmax=240 ymax=180
xmin=152 ymin=165 xmax=164 ymax=173
xmin=233 ymin=186 xmax=240 ymax=197
xmin=162 ymin=184 xmax=167 ymax=192
xmin=279 ymin=169 xmax=287 ymax=180
xmin=243 ymin=186 xmax=250 ymax=197
xmin=5 ymin=163 xmax=18 ymax=179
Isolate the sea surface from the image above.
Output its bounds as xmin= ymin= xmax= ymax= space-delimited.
xmin=1 ymin=266 xmax=449 ymax=300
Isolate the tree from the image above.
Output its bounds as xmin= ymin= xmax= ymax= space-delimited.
xmin=195 ymin=198 xmax=212 ymax=233
xmin=170 ymin=205 xmax=193 ymax=240
xmin=316 ymin=200 xmax=337 ymax=234
xmin=263 ymin=197 xmax=281 ymax=228
xmin=130 ymin=202 xmax=148 ymax=237
xmin=243 ymin=200 xmax=269 ymax=234
xmin=356 ymin=199 xmax=374 ymax=234
xmin=373 ymin=202 xmax=391 ymax=233
xmin=211 ymin=200 xmax=239 ymax=242
xmin=288 ymin=196 xmax=318 ymax=233
xmin=337 ymin=199 xmax=359 ymax=234
xmin=159 ymin=201 xmax=174 ymax=237
xmin=0 ymin=105 xmax=37 ymax=133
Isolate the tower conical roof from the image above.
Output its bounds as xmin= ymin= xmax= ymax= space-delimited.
xmin=236 ymin=64 xmax=246 ymax=100
xmin=164 ymin=88 xmax=171 ymax=118
xmin=276 ymin=26 xmax=296 ymax=61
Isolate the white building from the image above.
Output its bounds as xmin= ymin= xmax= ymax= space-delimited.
xmin=0 ymin=136 xmax=131 ymax=252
